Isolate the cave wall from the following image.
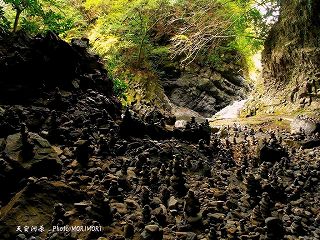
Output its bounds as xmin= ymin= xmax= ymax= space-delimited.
xmin=262 ymin=0 xmax=320 ymax=109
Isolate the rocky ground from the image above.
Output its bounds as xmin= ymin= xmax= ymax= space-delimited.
xmin=0 ymin=31 xmax=320 ymax=240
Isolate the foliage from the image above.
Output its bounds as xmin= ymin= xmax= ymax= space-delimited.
xmin=105 ymin=54 xmax=128 ymax=102
xmin=84 ymin=0 xmax=171 ymax=66
xmin=1 ymin=0 xmax=281 ymax=103
xmin=80 ymin=0 xmax=173 ymax=105
xmin=113 ymin=78 xmax=128 ymax=101
xmin=165 ymin=0 xmax=271 ymax=69
xmin=0 ymin=5 xmax=11 ymax=30
xmin=2 ymin=0 xmax=79 ymax=34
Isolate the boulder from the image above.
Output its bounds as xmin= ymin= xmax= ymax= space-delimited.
xmin=175 ymin=120 xmax=188 ymax=129
xmin=0 ymin=31 xmax=120 ymax=110
xmin=291 ymin=116 xmax=320 ymax=135
xmin=141 ymin=224 xmax=163 ymax=240
xmin=0 ymin=181 xmax=85 ymax=239
xmin=4 ymin=133 xmax=62 ymax=176
xmin=161 ymin=64 xmax=250 ymax=118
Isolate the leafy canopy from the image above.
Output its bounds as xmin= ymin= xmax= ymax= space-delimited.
xmin=2 ymin=0 xmax=78 ymax=33
xmin=0 ymin=0 xmax=280 ymax=103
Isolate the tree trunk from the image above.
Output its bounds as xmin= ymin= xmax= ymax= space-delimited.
xmin=13 ymin=9 xmax=22 ymax=33
xmin=137 ymin=33 xmax=147 ymax=67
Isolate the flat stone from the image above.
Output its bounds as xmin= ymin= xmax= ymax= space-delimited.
xmin=175 ymin=231 xmax=197 ymax=240
xmin=168 ymin=196 xmax=179 ymax=210
xmin=111 ymin=203 xmax=127 ymax=215
xmin=4 ymin=133 xmax=62 ymax=176
xmin=145 ymin=224 xmax=160 ymax=233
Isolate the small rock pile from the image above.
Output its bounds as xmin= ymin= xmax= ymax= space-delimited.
xmin=0 ymin=31 xmax=319 ymax=240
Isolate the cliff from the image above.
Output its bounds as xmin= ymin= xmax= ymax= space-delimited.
xmin=249 ymin=0 xmax=320 ymax=115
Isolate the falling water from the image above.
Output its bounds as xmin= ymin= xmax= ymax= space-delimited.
xmin=213 ymin=99 xmax=247 ymax=119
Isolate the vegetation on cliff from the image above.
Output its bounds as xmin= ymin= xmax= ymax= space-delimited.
xmin=245 ymin=0 xmax=320 ymax=116
xmin=3 ymin=0 xmax=317 ymax=116
xmin=1 ymin=0 xmax=277 ymax=108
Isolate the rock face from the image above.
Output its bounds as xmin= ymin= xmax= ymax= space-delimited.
xmin=162 ymin=64 xmax=250 ymax=118
xmin=4 ymin=133 xmax=62 ymax=176
xmin=0 ymin=31 xmax=119 ymax=107
xmin=261 ymin=0 xmax=320 ymax=110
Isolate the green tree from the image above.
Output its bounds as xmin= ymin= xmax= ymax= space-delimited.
xmin=0 ymin=5 xmax=10 ymax=30
xmin=2 ymin=0 xmax=79 ymax=34
xmin=84 ymin=0 xmax=171 ymax=67
xmin=4 ymin=0 xmax=43 ymax=32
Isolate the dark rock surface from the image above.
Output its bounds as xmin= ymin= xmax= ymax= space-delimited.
xmin=161 ymin=64 xmax=251 ymax=118
xmin=0 ymin=30 xmax=120 ymax=109
xmin=0 ymin=31 xmax=319 ymax=240
xmin=4 ymin=132 xmax=62 ymax=176
xmin=259 ymin=142 xmax=288 ymax=164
